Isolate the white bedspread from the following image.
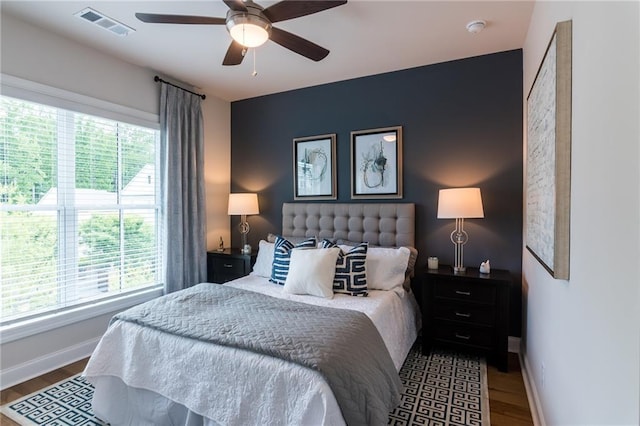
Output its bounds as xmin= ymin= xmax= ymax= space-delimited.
xmin=84 ymin=275 xmax=420 ymax=426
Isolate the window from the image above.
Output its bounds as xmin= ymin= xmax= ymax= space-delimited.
xmin=0 ymin=93 xmax=163 ymax=326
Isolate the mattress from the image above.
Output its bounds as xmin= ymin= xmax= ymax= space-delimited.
xmin=84 ymin=274 xmax=420 ymax=425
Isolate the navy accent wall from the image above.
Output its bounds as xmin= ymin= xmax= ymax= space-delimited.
xmin=230 ymin=49 xmax=523 ymax=336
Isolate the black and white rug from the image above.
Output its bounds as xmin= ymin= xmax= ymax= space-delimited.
xmin=2 ymin=348 xmax=488 ymax=426
xmin=389 ymin=346 xmax=490 ymax=425
xmin=1 ymin=374 xmax=106 ymax=425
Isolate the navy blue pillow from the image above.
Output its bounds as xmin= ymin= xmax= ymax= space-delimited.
xmin=270 ymin=236 xmax=317 ymax=285
xmin=321 ymin=239 xmax=368 ymax=296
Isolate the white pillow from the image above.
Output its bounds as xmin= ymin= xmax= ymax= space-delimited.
xmin=251 ymin=240 xmax=274 ymax=278
xmin=283 ymin=248 xmax=340 ymax=298
xmin=363 ymin=246 xmax=411 ymax=291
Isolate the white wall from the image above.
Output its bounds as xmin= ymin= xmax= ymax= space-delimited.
xmin=522 ymin=2 xmax=639 ymax=425
xmin=0 ymin=13 xmax=231 ymax=387
xmin=203 ymin=96 xmax=232 ymax=250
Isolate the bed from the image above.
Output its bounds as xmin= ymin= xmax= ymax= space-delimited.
xmin=84 ymin=202 xmax=421 ymax=426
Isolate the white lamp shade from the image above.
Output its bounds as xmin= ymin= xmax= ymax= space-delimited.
xmin=437 ymin=188 xmax=484 ymax=219
xmin=226 ymin=14 xmax=271 ymax=48
xmin=228 ymin=193 xmax=259 ymax=215
xmin=229 ymin=23 xmax=269 ymax=47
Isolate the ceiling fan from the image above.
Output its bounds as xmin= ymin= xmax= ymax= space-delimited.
xmin=136 ymin=0 xmax=347 ymax=66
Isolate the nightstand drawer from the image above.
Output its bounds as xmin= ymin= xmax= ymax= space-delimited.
xmin=433 ymin=302 xmax=494 ymax=326
xmin=434 ymin=280 xmax=495 ymax=304
xmin=434 ymin=323 xmax=494 ymax=349
xmin=207 ymin=249 xmax=256 ymax=284
xmin=212 ymin=257 xmax=245 ymax=281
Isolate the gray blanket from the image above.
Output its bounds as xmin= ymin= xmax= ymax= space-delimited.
xmin=113 ymin=283 xmax=402 ymax=426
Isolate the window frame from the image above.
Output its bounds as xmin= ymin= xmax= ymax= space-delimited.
xmin=0 ymin=74 xmax=164 ymax=344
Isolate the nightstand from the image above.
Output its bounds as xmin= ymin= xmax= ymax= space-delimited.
xmin=207 ymin=249 xmax=256 ymax=283
xmin=421 ymin=265 xmax=510 ymax=372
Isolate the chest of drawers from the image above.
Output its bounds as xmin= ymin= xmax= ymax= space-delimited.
xmin=421 ymin=265 xmax=510 ymax=371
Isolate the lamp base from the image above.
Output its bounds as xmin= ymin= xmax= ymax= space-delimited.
xmin=451 ymin=218 xmax=468 ymax=275
xmin=239 ymin=214 xmax=251 ymax=254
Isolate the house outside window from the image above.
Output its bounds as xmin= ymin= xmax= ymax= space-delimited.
xmin=0 ymin=90 xmax=163 ymax=328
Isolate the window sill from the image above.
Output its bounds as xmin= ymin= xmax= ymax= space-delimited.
xmin=0 ymin=286 xmax=163 ymax=344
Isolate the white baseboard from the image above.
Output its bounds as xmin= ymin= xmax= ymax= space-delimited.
xmin=520 ymin=351 xmax=546 ymax=426
xmin=508 ymin=336 xmax=521 ymax=353
xmin=1 ymin=337 xmax=99 ymax=390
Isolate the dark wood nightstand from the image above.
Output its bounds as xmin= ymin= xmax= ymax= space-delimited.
xmin=207 ymin=249 xmax=256 ymax=283
xmin=421 ymin=265 xmax=510 ymax=372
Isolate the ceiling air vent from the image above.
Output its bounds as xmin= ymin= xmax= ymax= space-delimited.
xmin=74 ymin=7 xmax=135 ymax=37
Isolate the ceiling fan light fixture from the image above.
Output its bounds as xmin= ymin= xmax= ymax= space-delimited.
xmin=227 ymin=14 xmax=271 ymax=48
xmin=136 ymin=0 xmax=347 ymax=66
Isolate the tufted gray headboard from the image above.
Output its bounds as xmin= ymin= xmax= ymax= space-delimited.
xmin=282 ymin=203 xmax=415 ymax=248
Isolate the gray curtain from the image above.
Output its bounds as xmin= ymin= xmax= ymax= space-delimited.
xmin=160 ymin=83 xmax=207 ymax=293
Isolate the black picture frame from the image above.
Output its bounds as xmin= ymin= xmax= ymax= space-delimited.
xmin=293 ymin=134 xmax=337 ymax=200
xmin=350 ymin=126 xmax=403 ymax=199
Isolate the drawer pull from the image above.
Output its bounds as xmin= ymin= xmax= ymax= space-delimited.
xmin=455 ymin=290 xmax=471 ymax=296
xmin=223 ymin=263 xmax=234 ymax=268
xmin=455 ymin=333 xmax=471 ymax=340
xmin=455 ymin=312 xmax=471 ymax=318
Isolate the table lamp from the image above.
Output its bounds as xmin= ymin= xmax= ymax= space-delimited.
xmin=437 ymin=187 xmax=484 ymax=273
xmin=228 ymin=193 xmax=259 ymax=254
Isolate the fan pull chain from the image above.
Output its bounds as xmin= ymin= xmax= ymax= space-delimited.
xmin=252 ymin=49 xmax=258 ymax=77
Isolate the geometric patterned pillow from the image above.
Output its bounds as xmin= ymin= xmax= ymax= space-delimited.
xmin=270 ymin=236 xmax=317 ymax=285
xmin=320 ymin=239 xmax=368 ymax=296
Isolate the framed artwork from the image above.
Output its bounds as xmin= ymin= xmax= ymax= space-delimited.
xmin=350 ymin=126 xmax=403 ymax=199
xmin=526 ymin=20 xmax=572 ymax=280
xmin=293 ymin=134 xmax=336 ymax=200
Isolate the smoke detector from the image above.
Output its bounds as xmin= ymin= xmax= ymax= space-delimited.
xmin=74 ymin=7 xmax=135 ymax=37
xmin=466 ymin=20 xmax=486 ymax=34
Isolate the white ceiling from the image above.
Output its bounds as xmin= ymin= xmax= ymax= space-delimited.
xmin=1 ymin=1 xmax=535 ymax=101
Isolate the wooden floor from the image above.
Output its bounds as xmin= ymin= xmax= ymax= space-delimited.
xmin=2 ymin=353 xmax=533 ymax=425
xmin=487 ymin=353 xmax=535 ymax=426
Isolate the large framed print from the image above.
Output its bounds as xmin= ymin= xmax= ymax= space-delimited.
xmin=293 ymin=134 xmax=336 ymax=200
xmin=526 ymin=20 xmax=572 ymax=280
xmin=350 ymin=126 xmax=403 ymax=199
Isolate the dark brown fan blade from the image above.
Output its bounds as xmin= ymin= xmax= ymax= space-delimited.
xmin=222 ymin=40 xmax=246 ymax=66
xmin=223 ymin=0 xmax=248 ymax=12
xmin=135 ymin=13 xmax=225 ymax=25
xmin=270 ymin=27 xmax=329 ymax=62
xmin=263 ymin=1 xmax=347 ymax=23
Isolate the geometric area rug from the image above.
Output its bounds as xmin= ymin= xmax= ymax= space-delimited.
xmin=0 ymin=374 xmax=107 ymax=426
xmin=2 ymin=347 xmax=489 ymax=426
xmin=389 ymin=346 xmax=490 ymax=426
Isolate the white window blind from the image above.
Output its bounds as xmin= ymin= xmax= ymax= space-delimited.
xmin=0 ymin=94 xmax=163 ymax=325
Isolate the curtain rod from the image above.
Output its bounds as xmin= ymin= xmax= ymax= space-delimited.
xmin=154 ymin=75 xmax=206 ymax=100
